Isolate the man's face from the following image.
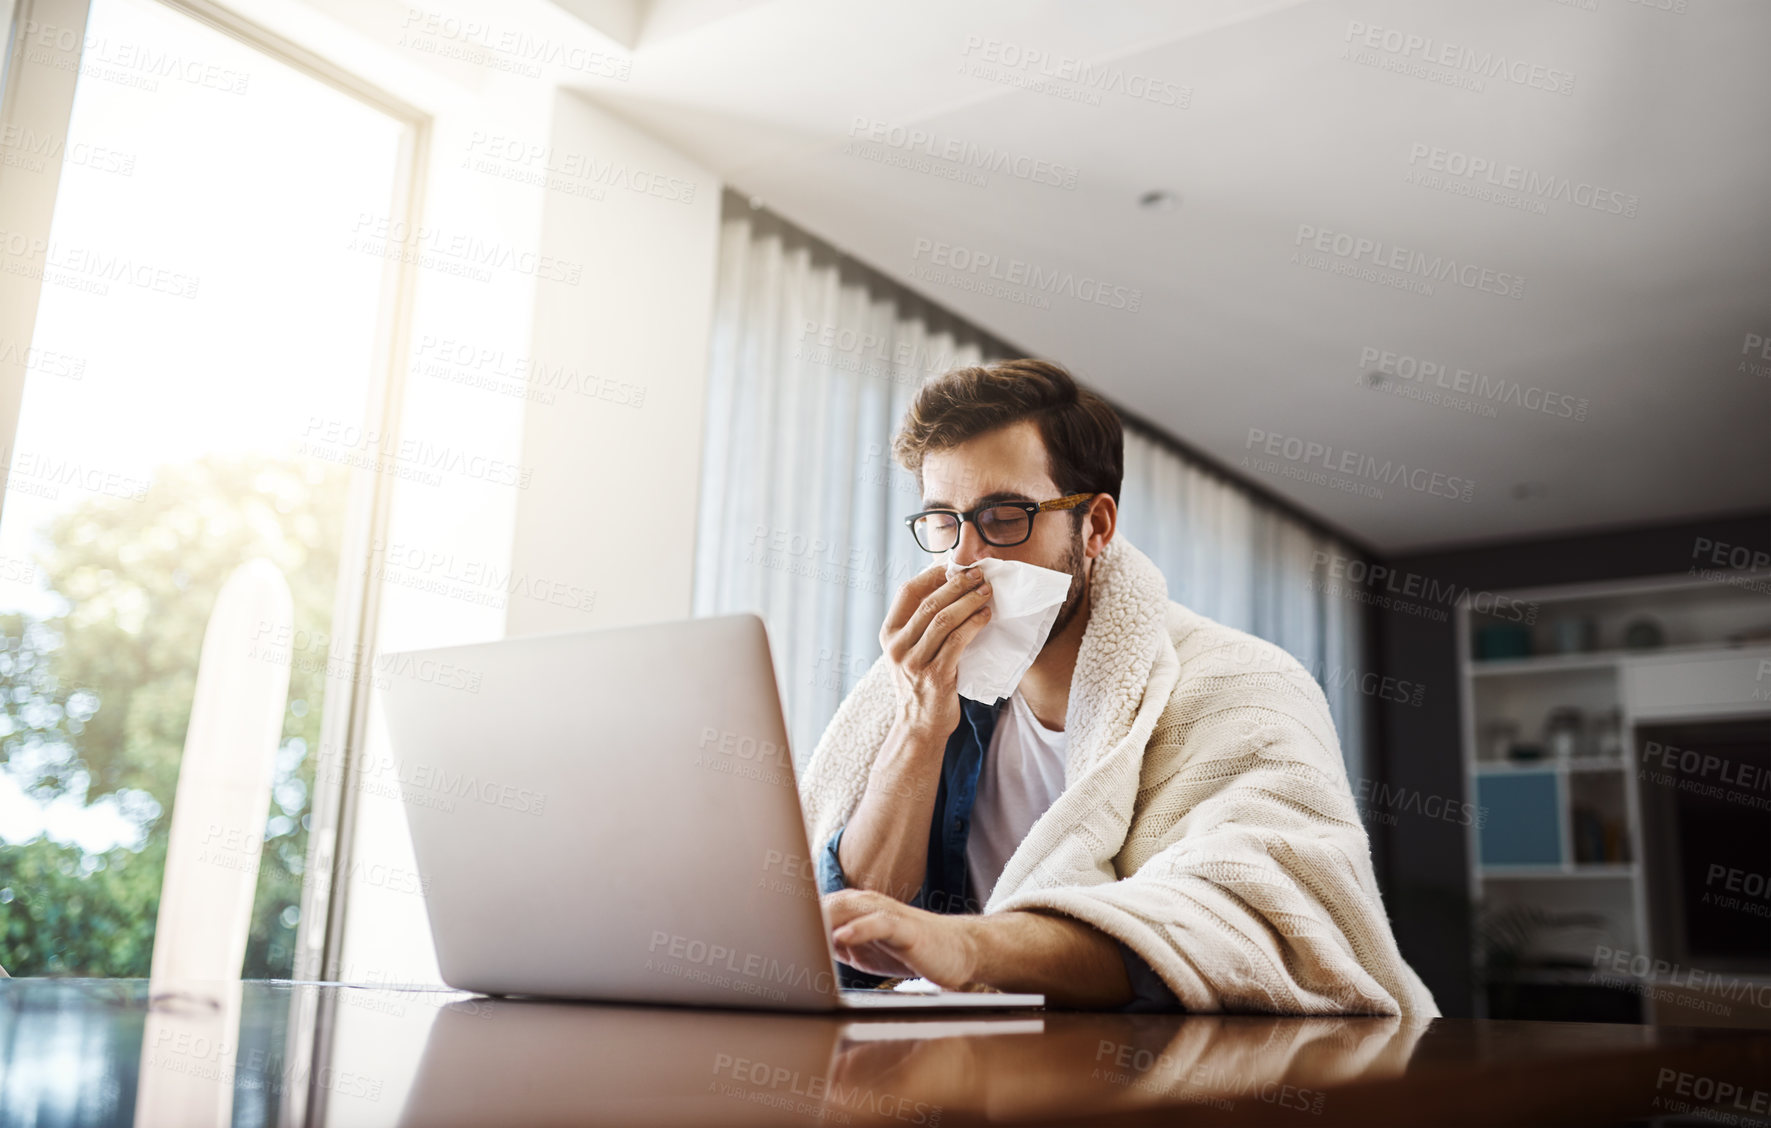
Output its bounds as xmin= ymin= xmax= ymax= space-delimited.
xmin=918 ymin=419 xmax=1092 ymax=640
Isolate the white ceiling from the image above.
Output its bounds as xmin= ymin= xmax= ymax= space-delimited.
xmin=560 ymin=0 xmax=1771 ymax=553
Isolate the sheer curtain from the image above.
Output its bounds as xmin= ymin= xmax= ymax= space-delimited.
xmin=694 ymin=194 xmax=1370 ymax=780
xmin=1118 ymin=424 xmax=1367 ymax=775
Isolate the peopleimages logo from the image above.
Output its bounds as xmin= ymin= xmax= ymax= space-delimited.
xmin=15 ymin=19 xmax=251 ymax=95
xmin=958 ymin=35 xmax=1190 ymax=108
xmin=846 ymin=118 xmax=1078 ymax=190
xmin=1592 ymin=945 xmax=1771 ymax=1013
xmin=1356 ymin=779 xmax=1485 ymax=828
xmin=1294 ymin=224 xmax=1526 ymax=300
xmin=1092 ymin=1040 xmax=1325 ymax=1114
xmin=347 ymin=214 xmax=583 ymax=285
xmin=1342 ymin=21 xmax=1576 ymax=96
xmin=1 ymin=446 xmax=151 ymax=503
xmin=1245 ymin=428 xmax=1475 ymax=502
xmin=398 ymin=7 xmax=630 ymax=80
xmin=794 ymin=320 xmax=967 ymax=384
xmin=1359 ymin=346 xmax=1589 ymax=421
xmin=1405 ymin=143 xmax=1638 ymax=218
xmin=1704 ymin=863 xmax=1770 ymax=916
xmin=0 ymin=228 xmax=201 ymax=299
xmin=1688 ymin=536 xmax=1771 ymax=596
xmin=300 ymin=417 xmax=533 ymax=490
xmin=1640 ymin=739 xmax=1771 ymax=809
xmin=0 ymin=124 xmax=137 ymax=178
xmin=370 ymin=536 xmax=595 ymax=613
xmin=0 ymin=336 xmax=85 ymax=380
xmin=1310 ymin=551 xmax=1538 ymax=623
xmin=910 ymin=237 xmax=1141 ymax=312
xmin=646 ymin=931 xmax=835 ymax=996
xmin=1654 ymin=1070 xmax=1768 ymax=1123
xmin=710 ymin=1054 xmax=943 ymax=1125
xmin=463 ymin=132 xmax=695 ymax=204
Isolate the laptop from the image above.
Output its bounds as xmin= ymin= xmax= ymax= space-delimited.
xmin=378 ymin=613 xmax=1042 ymax=1012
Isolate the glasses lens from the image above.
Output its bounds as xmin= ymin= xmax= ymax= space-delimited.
xmin=912 ymin=512 xmax=960 ymax=552
xmin=977 ymin=505 xmax=1031 ymax=545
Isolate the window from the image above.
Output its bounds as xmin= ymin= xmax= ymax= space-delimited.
xmin=0 ymin=0 xmax=418 ymax=977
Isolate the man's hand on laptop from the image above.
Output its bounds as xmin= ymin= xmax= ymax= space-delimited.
xmin=822 ymin=889 xmax=1135 ymax=1008
xmin=825 ymin=889 xmax=980 ymax=988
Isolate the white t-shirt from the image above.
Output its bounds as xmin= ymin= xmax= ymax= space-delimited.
xmin=965 ymin=687 xmax=1070 ymax=905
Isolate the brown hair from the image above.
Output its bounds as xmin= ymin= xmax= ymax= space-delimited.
xmin=891 ymin=359 xmax=1123 ymax=507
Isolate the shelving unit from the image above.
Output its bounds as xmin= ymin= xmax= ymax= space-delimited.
xmin=1477 ymin=863 xmax=1638 ymax=879
xmin=1456 ymin=571 xmax=1771 ymax=1021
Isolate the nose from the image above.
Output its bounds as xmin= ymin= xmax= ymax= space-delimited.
xmin=949 ymin=520 xmax=995 ymax=567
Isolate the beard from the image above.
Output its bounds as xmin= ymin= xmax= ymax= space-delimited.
xmin=1042 ymin=527 xmax=1089 ymax=645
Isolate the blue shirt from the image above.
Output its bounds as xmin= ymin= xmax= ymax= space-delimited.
xmin=816 ymin=694 xmax=1181 ymax=1011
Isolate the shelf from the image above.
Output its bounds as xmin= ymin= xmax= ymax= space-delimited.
xmin=1461 ymin=572 xmax=1771 ymax=1022
xmin=1473 ymin=760 xmax=1558 ymax=774
xmin=1470 ymin=641 xmax=1767 ymax=677
xmin=1481 ymin=864 xmax=1637 ymax=880
xmin=1485 ymin=965 xmax=1771 ymax=989
xmin=1473 ymin=758 xmax=1627 ymax=775
xmin=1466 ymin=569 xmax=1771 ymax=607
xmin=1471 ymin=652 xmax=1622 ymax=676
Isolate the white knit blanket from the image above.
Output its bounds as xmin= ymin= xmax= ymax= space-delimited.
xmin=799 ymin=534 xmax=1440 ymax=1017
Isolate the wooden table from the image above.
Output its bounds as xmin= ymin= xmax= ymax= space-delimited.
xmin=2 ymin=978 xmax=1767 ymax=1126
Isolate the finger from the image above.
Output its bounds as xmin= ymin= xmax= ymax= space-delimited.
xmin=904 ymin=582 xmax=992 ymax=671
xmin=829 ymin=901 xmax=946 ymax=981
xmin=833 ymin=938 xmax=915 ymax=980
xmin=881 ymin=563 xmax=951 ymax=638
xmin=928 ymin=600 xmax=994 ymax=680
xmin=832 ymin=909 xmax=914 ymax=953
xmin=821 ymin=889 xmax=884 ymax=928
xmin=887 ymin=569 xmax=987 ymax=659
xmin=832 ymin=912 xmax=915 ymax=967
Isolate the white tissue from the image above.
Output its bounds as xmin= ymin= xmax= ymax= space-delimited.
xmin=943 ymin=555 xmax=1073 ymax=703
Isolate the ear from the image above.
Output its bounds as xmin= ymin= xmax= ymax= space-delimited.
xmin=1083 ymin=493 xmax=1117 ymax=559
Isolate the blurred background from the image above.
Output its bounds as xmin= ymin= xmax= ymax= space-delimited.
xmin=0 ymin=0 xmax=1765 ymax=1044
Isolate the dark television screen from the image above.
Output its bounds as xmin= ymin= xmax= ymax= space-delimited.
xmin=1638 ymin=718 xmax=1771 ymax=972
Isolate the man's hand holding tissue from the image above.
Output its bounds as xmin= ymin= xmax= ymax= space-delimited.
xmin=822 ymin=888 xmax=1133 ymax=1008
xmin=885 ymin=561 xmax=995 ymax=741
xmin=835 ymin=563 xmax=994 ymax=903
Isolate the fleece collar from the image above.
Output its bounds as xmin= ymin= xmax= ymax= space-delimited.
xmin=987 ymin=533 xmax=1184 ymax=907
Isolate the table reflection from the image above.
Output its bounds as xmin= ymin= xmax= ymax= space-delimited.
xmin=3 ymin=979 xmax=1767 ymax=1128
xmin=388 ymin=995 xmax=1427 ymax=1126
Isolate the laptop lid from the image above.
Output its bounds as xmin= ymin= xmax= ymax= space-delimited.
xmin=379 ymin=614 xmax=840 ymax=1010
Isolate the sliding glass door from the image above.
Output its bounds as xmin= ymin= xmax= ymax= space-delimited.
xmin=0 ymin=0 xmax=421 ymax=980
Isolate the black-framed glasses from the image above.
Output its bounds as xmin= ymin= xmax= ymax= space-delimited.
xmin=904 ymin=492 xmax=1095 ymax=553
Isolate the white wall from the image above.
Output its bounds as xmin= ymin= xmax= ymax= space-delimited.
xmin=335 ymin=89 xmax=720 ymax=992
xmin=506 ymin=89 xmax=721 ymax=637
xmin=333 ymin=80 xmax=720 ymax=996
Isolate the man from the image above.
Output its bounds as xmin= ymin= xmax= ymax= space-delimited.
xmin=801 ymin=359 xmax=1438 ymax=1016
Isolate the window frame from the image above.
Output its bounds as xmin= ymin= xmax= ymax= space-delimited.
xmin=0 ymin=0 xmax=431 ymax=994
